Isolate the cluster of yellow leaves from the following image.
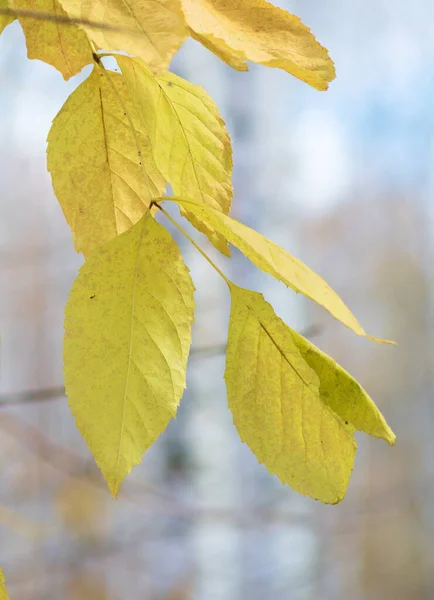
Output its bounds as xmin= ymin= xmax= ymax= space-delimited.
xmin=2 ymin=0 xmax=335 ymax=88
xmin=1 ymin=0 xmax=395 ymax=504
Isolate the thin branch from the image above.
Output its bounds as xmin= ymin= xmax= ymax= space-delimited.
xmin=0 ymin=7 xmax=134 ymax=34
xmin=0 ymin=413 xmax=185 ymax=509
xmin=0 ymin=386 xmax=66 ymax=406
xmin=0 ymin=326 xmax=322 ymax=407
xmin=157 ymin=202 xmax=231 ymax=285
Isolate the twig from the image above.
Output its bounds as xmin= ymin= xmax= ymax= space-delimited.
xmin=0 ymin=7 xmax=135 ymax=34
xmin=0 ymin=325 xmax=322 ymax=407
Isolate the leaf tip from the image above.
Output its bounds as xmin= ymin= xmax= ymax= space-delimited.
xmin=386 ymin=429 xmax=397 ymax=447
xmin=107 ymin=478 xmax=121 ymax=500
xmin=328 ymin=493 xmax=346 ymax=506
xmin=366 ymin=335 xmax=397 ymax=345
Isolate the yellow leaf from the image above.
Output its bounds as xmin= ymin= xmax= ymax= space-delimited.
xmin=182 ymin=0 xmax=335 ymax=91
xmin=13 ymin=0 xmax=92 ymax=80
xmin=189 ymin=26 xmax=247 ymax=72
xmin=47 ymin=67 xmax=165 ymax=257
xmin=166 ymin=196 xmax=383 ymax=339
xmin=0 ymin=0 xmax=14 ymax=34
xmin=225 ymin=285 xmax=356 ymax=504
xmin=292 ymin=330 xmax=395 ymax=445
xmin=118 ymin=55 xmax=233 ymax=255
xmin=64 ymin=212 xmax=195 ymax=497
xmin=59 ymin=0 xmax=187 ymax=73
xmin=0 ymin=568 xmax=10 ymax=600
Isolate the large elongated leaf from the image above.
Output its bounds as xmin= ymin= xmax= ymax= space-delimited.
xmin=166 ymin=196 xmax=381 ymax=339
xmin=225 ymin=285 xmax=356 ymax=504
xmin=182 ymin=0 xmax=335 ymax=91
xmin=0 ymin=568 xmax=10 ymax=600
xmin=47 ymin=67 xmax=165 ymax=257
xmin=118 ymin=55 xmax=233 ymax=255
xmin=13 ymin=0 xmax=92 ymax=79
xmin=64 ymin=212 xmax=195 ymax=496
xmin=59 ymin=0 xmax=187 ymax=73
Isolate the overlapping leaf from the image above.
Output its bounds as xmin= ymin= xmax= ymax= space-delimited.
xmin=118 ymin=55 xmax=233 ymax=255
xmin=166 ymin=196 xmax=381 ymax=338
xmin=0 ymin=0 xmax=14 ymax=33
xmin=64 ymin=212 xmax=195 ymax=497
xmin=225 ymin=285 xmax=356 ymax=503
xmin=0 ymin=568 xmax=10 ymax=600
xmin=225 ymin=286 xmax=394 ymax=503
xmin=13 ymin=0 xmax=92 ymax=79
xmin=47 ymin=67 xmax=165 ymax=257
xmin=182 ymin=0 xmax=335 ymax=91
xmin=293 ymin=331 xmax=395 ymax=444
xmin=59 ymin=0 xmax=187 ymax=73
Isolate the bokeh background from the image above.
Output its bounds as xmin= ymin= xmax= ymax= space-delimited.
xmin=1 ymin=0 xmax=434 ymax=598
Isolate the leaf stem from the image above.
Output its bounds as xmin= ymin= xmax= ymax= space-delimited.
xmin=156 ymin=203 xmax=231 ymax=285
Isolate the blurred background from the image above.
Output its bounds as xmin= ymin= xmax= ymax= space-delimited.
xmin=1 ymin=0 xmax=434 ymax=598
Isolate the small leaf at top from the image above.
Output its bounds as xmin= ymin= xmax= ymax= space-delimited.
xmin=166 ymin=196 xmax=390 ymax=341
xmin=13 ymin=0 xmax=92 ymax=79
xmin=225 ymin=285 xmax=356 ymax=504
xmin=59 ymin=0 xmax=187 ymax=73
xmin=47 ymin=67 xmax=166 ymax=257
xmin=182 ymin=0 xmax=335 ymax=91
xmin=118 ymin=55 xmax=233 ymax=256
xmin=64 ymin=212 xmax=195 ymax=497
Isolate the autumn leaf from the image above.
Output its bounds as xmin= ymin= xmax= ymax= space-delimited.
xmin=47 ymin=67 xmax=165 ymax=257
xmin=225 ymin=285 xmax=356 ymax=504
xmin=165 ymin=196 xmax=384 ymax=339
xmin=64 ymin=212 xmax=195 ymax=497
xmin=0 ymin=568 xmax=10 ymax=600
xmin=13 ymin=0 xmax=92 ymax=79
xmin=181 ymin=0 xmax=335 ymax=91
xmin=59 ymin=0 xmax=187 ymax=73
xmin=118 ymin=55 xmax=233 ymax=255
xmin=0 ymin=0 xmax=14 ymax=33
xmin=292 ymin=330 xmax=395 ymax=445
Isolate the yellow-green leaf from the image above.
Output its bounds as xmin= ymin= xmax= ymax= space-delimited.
xmin=225 ymin=285 xmax=356 ymax=504
xmin=118 ymin=55 xmax=233 ymax=255
xmin=166 ymin=196 xmax=381 ymax=339
xmin=47 ymin=67 xmax=165 ymax=257
xmin=13 ymin=0 xmax=92 ymax=79
xmin=182 ymin=0 xmax=335 ymax=91
xmin=59 ymin=0 xmax=187 ymax=73
xmin=0 ymin=568 xmax=10 ymax=600
xmin=292 ymin=330 xmax=395 ymax=445
xmin=64 ymin=212 xmax=195 ymax=497
xmin=0 ymin=0 xmax=14 ymax=34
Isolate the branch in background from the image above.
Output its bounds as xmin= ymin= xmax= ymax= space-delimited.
xmin=0 ymin=413 xmax=179 ymax=509
xmin=0 ymin=7 xmax=132 ymax=34
xmin=0 ymin=324 xmax=322 ymax=407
